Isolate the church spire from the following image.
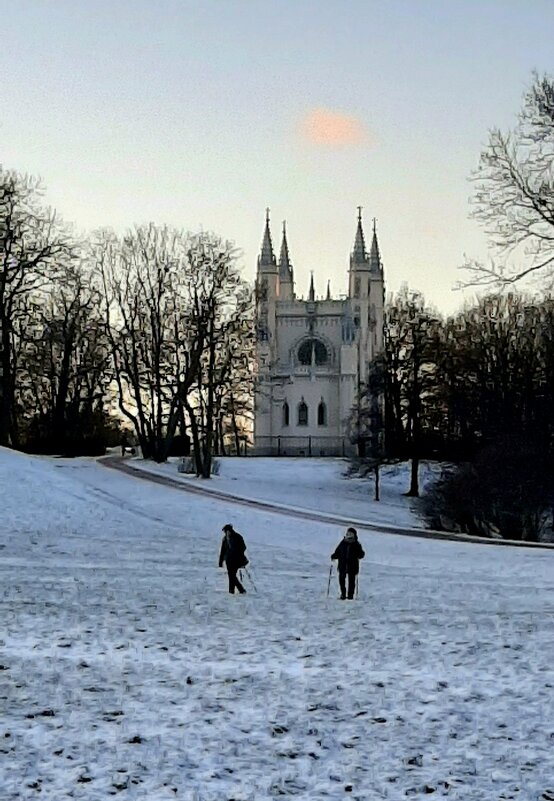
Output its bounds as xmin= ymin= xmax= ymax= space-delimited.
xmin=279 ymin=220 xmax=292 ymax=278
xmin=308 ymin=271 xmax=315 ymax=301
xmin=258 ymin=207 xmax=276 ymax=267
xmin=351 ymin=205 xmax=369 ymax=265
xmin=369 ymin=217 xmax=382 ymax=272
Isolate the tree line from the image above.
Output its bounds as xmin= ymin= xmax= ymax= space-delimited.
xmin=354 ymin=286 xmax=554 ymax=541
xmin=0 ymin=170 xmax=254 ymax=475
xmin=355 ymin=72 xmax=554 ymax=542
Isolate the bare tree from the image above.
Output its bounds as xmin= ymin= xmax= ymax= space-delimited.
xmin=96 ymin=225 xmax=205 ymax=461
xmin=0 ymin=169 xmax=71 ymax=446
xmin=423 ymin=291 xmax=554 ymax=540
xmin=434 ymin=293 xmax=547 ymax=448
xmin=348 ymin=354 xmax=387 ymax=500
xmin=96 ymin=226 xmax=253 ymax=468
xmin=182 ymin=234 xmax=254 ymax=477
xmin=465 ymin=72 xmax=554 ymax=286
xmin=18 ymin=258 xmax=112 ymax=452
xmin=385 ymin=287 xmax=442 ymax=496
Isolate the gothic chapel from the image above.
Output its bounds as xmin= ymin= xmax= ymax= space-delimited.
xmin=253 ymin=209 xmax=385 ymax=455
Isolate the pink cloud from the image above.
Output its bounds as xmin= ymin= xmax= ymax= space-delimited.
xmin=300 ymin=107 xmax=369 ymax=146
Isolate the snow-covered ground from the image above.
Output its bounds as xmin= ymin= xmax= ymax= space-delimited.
xmin=1 ymin=447 xmax=554 ymax=800
xmin=133 ymin=456 xmax=438 ymax=528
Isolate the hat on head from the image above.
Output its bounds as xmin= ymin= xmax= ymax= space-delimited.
xmin=222 ymin=524 xmax=233 ymax=533
xmin=345 ymin=527 xmax=357 ymax=542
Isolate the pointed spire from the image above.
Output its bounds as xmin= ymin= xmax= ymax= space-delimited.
xmin=352 ymin=205 xmax=369 ymax=264
xmin=258 ymin=207 xmax=276 ymax=267
xmin=369 ymin=217 xmax=382 ymax=272
xmin=308 ymin=271 xmax=315 ymax=301
xmin=279 ymin=220 xmax=292 ymax=278
xmin=326 ymin=280 xmax=331 ymax=300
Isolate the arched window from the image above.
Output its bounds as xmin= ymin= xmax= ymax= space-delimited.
xmin=282 ymin=401 xmax=290 ymax=427
xmin=298 ymin=338 xmax=328 ymax=366
xmin=318 ymin=400 xmax=327 ymax=427
xmin=298 ymin=400 xmax=308 ymax=426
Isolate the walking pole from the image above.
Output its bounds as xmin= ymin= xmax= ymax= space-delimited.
xmin=244 ymin=566 xmax=258 ymax=593
xmin=355 ymin=570 xmax=360 ymax=600
xmin=326 ymin=564 xmax=333 ymax=597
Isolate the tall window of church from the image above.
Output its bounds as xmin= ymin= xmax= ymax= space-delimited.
xmin=298 ymin=339 xmax=328 ymax=366
xmin=283 ymin=401 xmax=290 ymax=427
xmin=318 ymin=400 xmax=327 ymax=427
xmin=354 ymin=277 xmax=361 ymax=297
xmin=298 ymin=400 xmax=308 ymax=426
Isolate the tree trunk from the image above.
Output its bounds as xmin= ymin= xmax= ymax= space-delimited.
xmin=160 ymin=397 xmax=181 ymax=462
xmin=52 ymin=336 xmax=74 ymax=449
xmin=184 ymin=397 xmax=202 ymax=476
xmin=0 ymin=324 xmax=15 ymax=447
xmin=201 ymin=330 xmax=216 ymax=479
xmin=218 ymin=421 xmax=227 ymax=456
xmin=407 ymin=454 xmax=420 ymax=497
xmin=406 ymin=360 xmax=421 ymax=497
xmin=230 ymin=395 xmax=241 ymax=456
xmin=0 ymin=350 xmax=11 ymax=447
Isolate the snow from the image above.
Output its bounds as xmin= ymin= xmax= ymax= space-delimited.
xmin=1 ymin=446 xmax=554 ymax=800
xmin=132 ymin=456 xmax=439 ymax=529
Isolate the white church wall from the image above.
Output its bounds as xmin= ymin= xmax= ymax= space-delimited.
xmin=271 ymin=375 xmax=341 ymax=436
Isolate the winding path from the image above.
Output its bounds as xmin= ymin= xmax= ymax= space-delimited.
xmin=100 ymin=456 xmax=554 ymax=551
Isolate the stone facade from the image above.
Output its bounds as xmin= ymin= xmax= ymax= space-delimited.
xmin=253 ymin=209 xmax=385 ymax=456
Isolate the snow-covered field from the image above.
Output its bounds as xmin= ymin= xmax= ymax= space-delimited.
xmin=1 ymin=447 xmax=554 ymax=800
xmin=133 ymin=456 xmax=438 ymax=528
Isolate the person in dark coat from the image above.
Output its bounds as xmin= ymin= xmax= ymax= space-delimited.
xmin=331 ymin=527 xmax=365 ymax=600
xmin=219 ymin=524 xmax=248 ymax=594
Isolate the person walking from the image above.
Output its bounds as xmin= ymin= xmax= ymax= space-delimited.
xmin=219 ymin=524 xmax=248 ymax=594
xmin=331 ymin=527 xmax=365 ymax=600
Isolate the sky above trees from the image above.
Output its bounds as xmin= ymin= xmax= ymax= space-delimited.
xmin=1 ymin=0 xmax=553 ymax=312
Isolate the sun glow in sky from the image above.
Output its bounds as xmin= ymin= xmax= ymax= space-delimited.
xmin=1 ymin=0 xmax=553 ymax=312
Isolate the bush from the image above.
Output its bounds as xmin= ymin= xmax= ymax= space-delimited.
xmin=422 ymin=434 xmax=554 ymax=541
xmin=166 ymin=434 xmax=191 ymax=457
xmin=178 ymin=457 xmax=220 ymax=476
xmin=20 ymin=408 xmax=122 ymax=457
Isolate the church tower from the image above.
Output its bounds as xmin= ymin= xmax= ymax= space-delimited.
xmin=368 ymin=217 xmax=385 ymax=357
xmin=254 ymin=209 xmax=277 ymax=444
xmin=256 ymin=207 xmax=278 ymax=336
xmin=348 ymin=208 xmax=384 ymax=383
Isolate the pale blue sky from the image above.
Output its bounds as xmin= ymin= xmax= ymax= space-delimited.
xmin=1 ymin=0 xmax=553 ymax=311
